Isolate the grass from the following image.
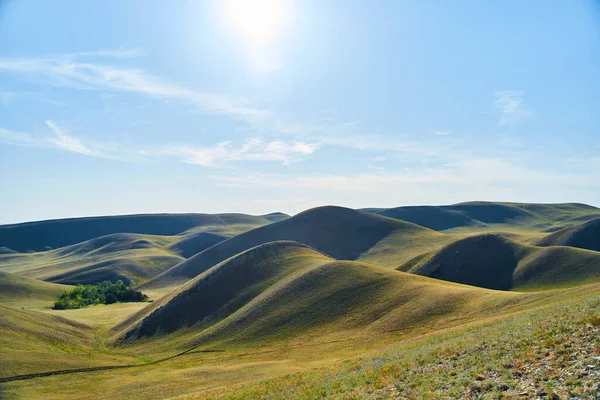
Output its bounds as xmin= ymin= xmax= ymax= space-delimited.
xmin=200 ymin=289 xmax=600 ymax=399
xmin=0 ymin=233 xmax=184 ymax=286
xmin=536 ymin=216 xmax=600 ymax=251
xmin=142 ymin=206 xmax=435 ymax=290
xmin=368 ymin=201 xmax=600 ymax=233
xmin=0 ymin=271 xmax=71 ymax=309
xmin=1 ymin=284 xmax=597 ymax=399
xmin=1 ymin=201 xmax=599 ymax=399
xmin=0 ymin=212 xmax=289 ymax=252
xmin=403 ymin=233 xmax=600 ymax=290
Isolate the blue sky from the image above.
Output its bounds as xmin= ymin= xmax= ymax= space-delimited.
xmin=0 ymin=0 xmax=599 ymax=223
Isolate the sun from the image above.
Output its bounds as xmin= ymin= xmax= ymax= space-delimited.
xmin=223 ymin=0 xmax=287 ymax=48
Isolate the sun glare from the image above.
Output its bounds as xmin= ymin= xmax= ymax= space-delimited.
xmin=223 ymin=0 xmax=287 ymax=48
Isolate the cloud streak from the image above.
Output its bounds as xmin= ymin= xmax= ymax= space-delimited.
xmin=494 ymin=90 xmax=532 ymax=126
xmin=0 ymin=121 xmax=117 ymax=159
xmin=0 ymin=51 xmax=268 ymax=120
xmin=144 ymin=138 xmax=320 ymax=167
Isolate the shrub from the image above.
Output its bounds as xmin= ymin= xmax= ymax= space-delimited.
xmin=52 ymin=281 xmax=148 ymax=310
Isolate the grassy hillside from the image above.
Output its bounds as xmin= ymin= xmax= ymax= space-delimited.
xmin=365 ymin=201 xmax=600 ymax=231
xmin=0 ymin=306 xmax=139 ymax=378
xmin=404 ymin=233 xmax=600 ymax=290
xmin=0 ymin=233 xmax=185 ymax=286
xmin=0 ymin=212 xmax=289 ymax=252
xmin=203 ymin=290 xmax=600 ymax=400
xmin=112 ymin=241 xmax=333 ymax=342
xmin=536 ymin=216 xmax=600 ymax=251
xmin=167 ymin=232 xmax=227 ymax=258
xmin=115 ymin=241 xmax=550 ymax=351
xmin=0 ymin=271 xmax=71 ymax=308
xmin=142 ymin=206 xmax=434 ymax=289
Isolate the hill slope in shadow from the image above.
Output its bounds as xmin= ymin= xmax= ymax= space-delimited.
xmin=365 ymin=202 xmax=600 ymax=231
xmin=142 ymin=206 xmax=435 ymax=289
xmin=112 ymin=241 xmax=333 ymax=342
xmin=405 ymin=233 xmax=600 ymax=290
xmin=0 ymin=212 xmax=289 ymax=252
xmin=112 ymin=242 xmax=544 ymax=349
xmin=536 ymin=217 xmax=600 ymax=252
xmin=0 ymin=233 xmax=185 ymax=286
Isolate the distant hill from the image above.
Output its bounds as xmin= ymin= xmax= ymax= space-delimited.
xmin=0 ymin=212 xmax=289 ymax=252
xmin=167 ymin=232 xmax=227 ymax=258
xmin=141 ymin=206 xmax=434 ymax=289
xmin=363 ymin=202 xmax=600 ymax=231
xmin=404 ymin=233 xmax=600 ymax=290
xmin=112 ymin=241 xmax=543 ymax=347
xmin=536 ymin=217 xmax=600 ymax=252
xmin=0 ymin=233 xmax=185 ymax=286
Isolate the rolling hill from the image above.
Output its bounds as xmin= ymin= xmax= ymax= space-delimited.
xmin=141 ymin=206 xmax=436 ymax=289
xmin=0 ymin=212 xmax=289 ymax=252
xmin=536 ymin=217 xmax=600 ymax=251
xmin=113 ymin=241 xmax=545 ymax=349
xmin=0 ymin=271 xmax=71 ymax=307
xmin=0 ymin=233 xmax=185 ymax=286
xmin=404 ymin=233 xmax=600 ymax=290
xmin=364 ymin=201 xmax=600 ymax=231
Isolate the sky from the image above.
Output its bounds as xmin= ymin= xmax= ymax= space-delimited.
xmin=0 ymin=0 xmax=599 ymax=224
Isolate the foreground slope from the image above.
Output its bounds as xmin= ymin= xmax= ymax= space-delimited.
xmin=114 ymin=241 xmax=545 ymax=349
xmin=142 ymin=206 xmax=435 ymax=289
xmin=0 ymin=233 xmax=184 ymax=286
xmin=366 ymin=201 xmax=600 ymax=231
xmin=0 ymin=212 xmax=289 ymax=252
xmin=404 ymin=233 xmax=600 ymax=290
xmin=536 ymin=217 xmax=600 ymax=251
xmin=112 ymin=241 xmax=333 ymax=341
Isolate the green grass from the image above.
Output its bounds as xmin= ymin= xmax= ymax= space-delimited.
xmin=201 ymin=288 xmax=599 ymax=399
xmin=0 ymin=233 xmax=184 ymax=286
xmin=403 ymin=233 xmax=600 ymax=290
xmin=367 ymin=201 xmax=600 ymax=232
xmin=142 ymin=206 xmax=436 ymax=290
xmin=536 ymin=216 xmax=600 ymax=251
xmin=1 ymin=202 xmax=599 ymax=399
xmin=113 ymin=241 xmax=563 ymax=356
xmin=0 ymin=271 xmax=71 ymax=309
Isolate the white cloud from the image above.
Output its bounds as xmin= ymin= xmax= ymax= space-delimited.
xmin=143 ymin=138 xmax=320 ymax=167
xmin=494 ymin=90 xmax=533 ymax=126
xmin=432 ymin=130 xmax=452 ymax=135
xmin=0 ymin=51 xmax=267 ymax=121
xmin=0 ymin=122 xmax=117 ymax=159
xmin=45 ymin=120 xmax=94 ymax=156
xmin=210 ymin=157 xmax=596 ymax=192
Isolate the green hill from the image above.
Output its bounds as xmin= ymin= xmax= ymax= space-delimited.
xmin=0 ymin=212 xmax=289 ymax=252
xmin=167 ymin=232 xmax=227 ymax=258
xmin=0 ymin=271 xmax=71 ymax=307
xmin=112 ymin=241 xmax=333 ymax=342
xmin=405 ymin=233 xmax=600 ymax=290
xmin=113 ymin=241 xmax=544 ymax=349
xmin=365 ymin=201 xmax=600 ymax=231
xmin=0 ymin=233 xmax=185 ymax=286
xmin=141 ymin=206 xmax=434 ymax=289
xmin=536 ymin=217 xmax=600 ymax=251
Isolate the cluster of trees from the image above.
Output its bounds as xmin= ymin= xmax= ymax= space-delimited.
xmin=53 ymin=280 xmax=148 ymax=310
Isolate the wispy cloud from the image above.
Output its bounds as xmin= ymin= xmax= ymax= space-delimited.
xmin=432 ymin=130 xmax=452 ymax=136
xmin=0 ymin=121 xmax=117 ymax=159
xmin=144 ymin=138 xmax=320 ymax=167
xmin=0 ymin=50 xmax=267 ymax=120
xmin=45 ymin=120 xmax=94 ymax=156
xmin=494 ymin=90 xmax=533 ymax=126
xmin=208 ymin=157 xmax=598 ymax=208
